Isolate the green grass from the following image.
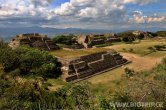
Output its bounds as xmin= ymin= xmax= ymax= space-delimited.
xmin=47 ymin=78 xmax=66 ymax=91
xmin=86 ymin=67 xmax=125 ymax=92
xmin=146 ymin=51 xmax=166 ymax=57
xmin=50 ymin=48 xmax=111 ymax=58
xmin=51 ymin=40 xmax=166 ymax=58
xmin=112 ymin=42 xmax=126 ymax=45
xmin=105 ymin=40 xmax=166 ymax=56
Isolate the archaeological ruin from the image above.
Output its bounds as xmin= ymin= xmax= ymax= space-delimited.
xmin=77 ymin=34 xmax=120 ymax=48
xmin=8 ymin=33 xmax=59 ymax=51
xmin=59 ymin=50 xmax=129 ymax=82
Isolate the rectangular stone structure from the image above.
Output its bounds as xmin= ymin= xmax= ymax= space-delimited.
xmin=8 ymin=33 xmax=59 ymax=51
xmin=59 ymin=50 xmax=129 ymax=82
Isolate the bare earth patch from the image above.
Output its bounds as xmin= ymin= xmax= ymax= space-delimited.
xmin=88 ymin=52 xmax=165 ymax=85
xmin=121 ymin=52 xmax=164 ymax=71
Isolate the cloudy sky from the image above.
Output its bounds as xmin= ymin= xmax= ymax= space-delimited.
xmin=0 ymin=0 xmax=166 ymax=30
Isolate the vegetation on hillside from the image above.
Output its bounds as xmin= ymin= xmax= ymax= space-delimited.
xmin=0 ymin=40 xmax=60 ymax=78
xmin=117 ymin=32 xmax=136 ymax=43
xmin=0 ymin=56 xmax=165 ymax=109
xmin=0 ymin=39 xmax=166 ymax=109
xmin=147 ymin=32 xmax=157 ymax=37
xmin=117 ymin=31 xmax=166 ymax=43
xmin=117 ymin=32 xmax=145 ymax=43
xmin=156 ymin=31 xmax=166 ymax=37
xmin=52 ymin=34 xmax=77 ymax=45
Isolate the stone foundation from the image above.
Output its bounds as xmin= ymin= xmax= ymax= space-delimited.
xmin=8 ymin=33 xmax=59 ymax=51
xmin=60 ymin=50 xmax=130 ymax=82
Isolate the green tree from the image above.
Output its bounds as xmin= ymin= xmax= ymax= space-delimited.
xmin=136 ymin=33 xmax=145 ymax=40
xmin=0 ymin=41 xmax=19 ymax=72
xmin=52 ymin=34 xmax=77 ymax=45
xmin=17 ymin=47 xmax=58 ymax=77
xmin=118 ymin=32 xmax=135 ymax=43
xmin=156 ymin=31 xmax=166 ymax=37
xmin=0 ymin=45 xmax=59 ymax=78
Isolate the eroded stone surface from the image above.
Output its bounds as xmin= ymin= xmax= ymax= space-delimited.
xmin=59 ymin=50 xmax=129 ymax=82
xmin=8 ymin=33 xmax=59 ymax=51
xmin=77 ymin=34 xmax=120 ymax=48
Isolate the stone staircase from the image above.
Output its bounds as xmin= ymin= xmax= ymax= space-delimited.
xmin=61 ymin=51 xmax=129 ymax=82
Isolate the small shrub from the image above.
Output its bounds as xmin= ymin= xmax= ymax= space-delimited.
xmin=154 ymin=45 xmax=166 ymax=51
xmin=162 ymin=58 xmax=166 ymax=65
xmin=147 ymin=47 xmax=156 ymax=52
xmin=129 ymin=48 xmax=134 ymax=53
xmin=122 ymin=48 xmax=126 ymax=52
xmin=124 ymin=67 xmax=135 ymax=77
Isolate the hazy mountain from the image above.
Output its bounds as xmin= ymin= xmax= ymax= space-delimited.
xmin=0 ymin=26 xmax=165 ymax=41
xmin=0 ymin=26 xmax=113 ymax=41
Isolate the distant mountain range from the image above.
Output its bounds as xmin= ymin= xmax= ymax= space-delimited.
xmin=0 ymin=26 xmax=165 ymax=41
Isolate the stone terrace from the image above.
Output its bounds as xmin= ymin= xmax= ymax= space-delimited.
xmin=8 ymin=33 xmax=59 ymax=51
xmin=59 ymin=50 xmax=129 ymax=82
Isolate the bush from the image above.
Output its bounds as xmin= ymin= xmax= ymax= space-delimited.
xmin=117 ymin=32 xmax=135 ymax=43
xmin=52 ymin=34 xmax=77 ymax=45
xmin=154 ymin=45 xmax=166 ymax=51
xmin=147 ymin=32 xmax=157 ymax=37
xmin=17 ymin=47 xmax=59 ymax=77
xmin=129 ymin=48 xmax=134 ymax=53
xmin=136 ymin=33 xmax=144 ymax=40
xmin=147 ymin=47 xmax=156 ymax=52
xmin=122 ymin=48 xmax=127 ymax=52
xmin=124 ymin=67 xmax=135 ymax=77
xmin=156 ymin=31 xmax=166 ymax=37
xmin=0 ymin=45 xmax=60 ymax=78
xmin=0 ymin=42 xmax=19 ymax=72
xmin=162 ymin=58 xmax=166 ymax=65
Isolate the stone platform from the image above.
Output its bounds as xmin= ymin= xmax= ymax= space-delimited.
xmin=59 ymin=50 xmax=130 ymax=82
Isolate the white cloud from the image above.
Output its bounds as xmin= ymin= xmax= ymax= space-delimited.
xmin=122 ymin=0 xmax=158 ymax=5
xmin=53 ymin=2 xmax=76 ymax=16
xmin=71 ymin=0 xmax=94 ymax=6
xmin=0 ymin=0 xmax=165 ymax=29
xmin=133 ymin=16 xmax=166 ymax=23
xmin=31 ymin=0 xmax=53 ymax=7
xmin=79 ymin=7 xmax=98 ymax=18
xmin=132 ymin=11 xmax=166 ymax=23
xmin=146 ymin=16 xmax=165 ymax=22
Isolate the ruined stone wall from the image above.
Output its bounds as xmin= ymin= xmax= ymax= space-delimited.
xmin=61 ymin=51 xmax=129 ymax=82
xmin=8 ymin=33 xmax=59 ymax=51
xmin=77 ymin=34 xmax=121 ymax=48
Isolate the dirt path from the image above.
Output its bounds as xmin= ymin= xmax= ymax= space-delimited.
xmin=121 ymin=52 xmax=164 ymax=71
